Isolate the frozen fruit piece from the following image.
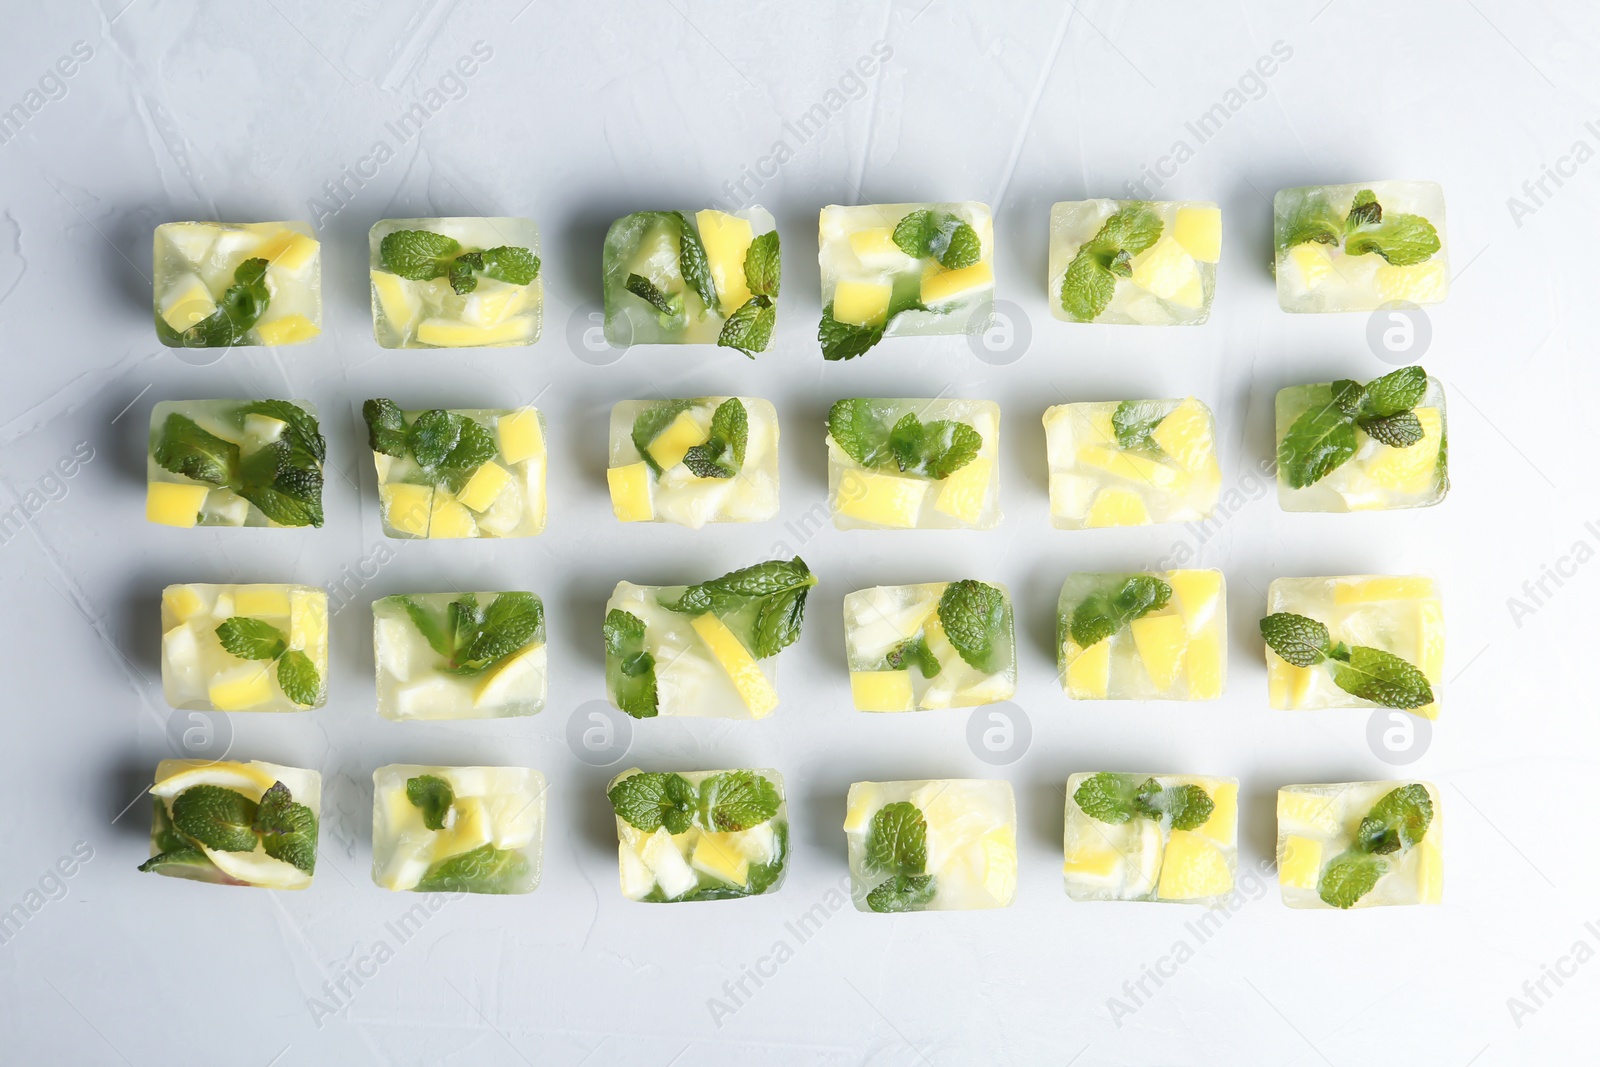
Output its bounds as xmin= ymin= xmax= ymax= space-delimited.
xmin=1276 ymin=781 xmax=1442 ymax=909
xmin=370 ymin=217 xmax=542 ymax=348
xmin=1045 ymin=399 xmax=1220 ymax=529
xmin=608 ymin=397 xmax=779 ymax=528
xmin=828 ymin=398 xmax=1001 ymax=531
xmin=850 ymin=670 xmax=915 ymax=713
xmin=146 ymin=482 xmax=211 ymax=528
xmin=1063 ymin=639 xmax=1110 ymax=699
xmin=457 ymin=461 xmax=512 ymax=512
xmin=1172 ymin=206 xmax=1222 ymax=262
xmin=1130 ymin=614 xmax=1188 ymax=690
xmin=255 ymin=313 xmax=320 ymax=346
xmin=846 ymin=779 xmax=1015 ymax=912
xmin=833 ymin=279 xmax=892 ymax=326
xmin=374 ymin=592 xmax=547 ymax=721
xmin=607 ymin=462 xmax=654 ymax=522
xmin=371 ymin=765 xmax=545 ymax=893
xmin=690 ymin=613 xmax=779 ymax=718
xmin=415 ymin=318 xmax=535 ymax=347
xmin=1279 ymin=835 xmax=1322 ymax=889
xmin=843 ymin=582 xmax=1015 ymax=712
xmin=1058 ymin=571 xmax=1227 ymax=701
xmin=921 ymin=260 xmax=994 ymax=305
xmin=1084 ymin=487 xmax=1149 ymax=527
xmin=147 ymin=399 xmax=325 ymax=529
xmin=1275 ymin=181 xmax=1448 ymax=313
xmin=154 ymin=222 xmax=320 ymax=347
xmin=1049 ymin=200 xmax=1218 ymax=325
xmin=1064 ymin=772 xmax=1237 ymax=904
xmin=161 ymin=583 xmax=327 ymax=712
xmin=140 ymin=759 xmax=320 ymax=889
xmin=696 ymin=209 xmax=754 ymax=314
xmin=495 ymin=407 xmax=545 ymax=466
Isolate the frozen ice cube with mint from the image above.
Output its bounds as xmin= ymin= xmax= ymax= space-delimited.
xmin=1274 ymin=181 xmax=1449 ymax=312
xmin=1049 ymin=200 xmax=1220 ymax=325
xmin=825 ymin=398 xmax=1001 ymax=529
xmin=374 ymin=592 xmax=547 ymax=721
xmin=844 ymin=581 xmax=1015 ymax=712
xmin=369 ymin=217 xmax=542 ymax=348
xmin=372 ymin=765 xmax=546 ymax=894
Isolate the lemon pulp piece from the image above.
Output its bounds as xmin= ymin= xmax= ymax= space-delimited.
xmin=151 ymin=760 xmax=278 ymax=801
xmin=1167 ymin=569 xmax=1223 ymax=628
xmin=147 ymin=482 xmax=212 ymax=528
xmin=461 ymin=279 xmax=530 ymax=327
xmin=1064 ymin=638 xmax=1111 ymax=699
xmin=380 ymin=483 xmax=434 ymax=537
xmin=255 ymin=314 xmax=320 ymax=346
xmin=832 ymin=279 xmax=892 ymax=327
xmin=1130 ymin=236 xmax=1203 ymax=308
xmin=1364 ymin=406 xmax=1443 ymax=493
xmin=607 ymin=461 xmax=654 ymax=522
xmin=836 ymin=468 xmax=930 ymax=528
xmin=1076 ymin=444 xmax=1184 ymax=491
xmin=1376 ymin=259 xmax=1449 ymax=304
xmin=256 ymin=229 xmax=319 ymax=274
xmin=690 ymin=613 xmax=779 ymax=717
xmin=163 ymin=585 xmax=207 ymax=622
xmin=1268 ymin=660 xmax=1319 ymax=709
xmin=1278 ymin=834 xmax=1323 ymax=890
xmin=1173 ymin=206 xmax=1222 ymax=262
xmin=933 ymin=456 xmax=992 ymax=524
xmin=1277 ymin=789 xmax=1342 ymax=836
xmin=428 ymin=494 xmax=478 ymax=539
xmin=1084 ymin=487 xmax=1151 ymax=528
xmin=1063 ymin=836 xmax=1123 ymax=880
xmin=647 ymin=410 xmax=708 ymax=471
xmin=371 ymin=270 xmax=422 ymax=334
xmin=851 ymin=670 xmax=915 ymax=712
xmin=1149 ymin=398 xmax=1216 ymax=474
xmin=204 ymin=846 xmax=313 ymax=890
xmin=1156 ymin=829 xmax=1232 ymax=900
xmin=921 ymin=260 xmax=994 ymax=305
xmin=1185 ymin=632 xmax=1225 ymax=700
xmin=843 ymin=785 xmax=879 ymax=835
xmin=979 ymin=826 xmax=1017 ymax=904
xmin=233 ymin=586 xmax=291 ymax=618
xmin=208 ymin=662 xmax=275 ymax=711
xmin=457 ymin=461 xmax=512 ymax=513
xmin=415 ymin=317 xmax=534 ymax=347
xmin=1197 ymin=782 xmax=1237 ymax=846
xmin=289 ymin=588 xmax=327 ymax=660
xmin=1415 ymin=834 xmax=1443 ymax=904
xmin=474 ymin=641 xmax=544 ymax=708
xmin=1286 ymin=243 xmax=1333 ymax=289
xmin=1130 ymin=613 xmax=1188 ymax=691
xmin=496 ymin=408 xmax=544 ymax=465
xmin=691 ymin=832 xmax=751 ymax=886
xmin=433 ymin=796 xmax=493 ymax=859
xmin=1333 ymin=576 xmax=1436 ymax=604
xmin=695 ymin=210 xmax=754 ymax=314
xmin=160 ymin=274 xmax=217 ymax=332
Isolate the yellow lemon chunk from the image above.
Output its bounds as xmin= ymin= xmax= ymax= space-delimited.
xmin=371 ymin=270 xmax=422 ymax=334
xmin=1168 ymin=569 xmax=1223 ymax=628
xmin=848 ymin=227 xmax=907 ymax=268
xmin=1364 ymin=406 xmax=1443 ymax=493
xmin=1376 ymin=259 xmax=1449 ymax=305
xmin=695 ymin=210 xmax=754 ymax=314
xmin=1185 ymin=632 xmax=1225 ymax=700
xmin=208 ymin=662 xmax=274 ymax=711
xmin=160 ymin=222 xmax=222 ymax=264
xmin=850 ymin=670 xmax=915 ymax=713
xmin=843 ymin=785 xmax=879 ymax=835
xmin=255 ymin=314 xmax=320 ymax=346
xmin=1197 ymin=782 xmax=1237 ymax=847
xmin=1286 ymin=243 xmax=1334 ymax=290
xmin=980 ymin=826 xmax=1017 ymax=905
xmin=1084 ymin=486 xmax=1151 ymax=528
xmin=647 ymin=410 xmax=708 ymax=471
xmin=257 ymin=229 xmax=320 ymax=275
xmin=233 ymin=586 xmax=291 ymax=618
xmin=473 ymin=641 xmax=545 ymax=708
xmin=1149 ymin=398 xmax=1216 ymax=474
xmin=1063 ymin=837 xmax=1123 ymax=880
xmin=1268 ymin=660 xmax=1319 ymax=709
xmin=428 ymin=495 xmax=479 ymax=539
xmin=160 ymin=273 xmax=217 ymax=333
xmin=1279 ymin=835 xmax=1323 ymax=890
xmin=1277 ymin=790 xmax=1342 ymax=836
xmin=1173 ymin=205 xmax=1222 ymax=262
xmin=1064 ymin=639 xmax=1111 ymax=699
xmin=289 ymin=588 xmax=326 ymax=660
xmin=204 ymin=846 xmax=313 ymax=890
xmin=461 ymin=279 xmax=530 ymax=327
xmin=1333 ymin=576 xmax=1436 ymax=604
xmin=836 ymin=469 xmax=930 ymax=528
xmin=1130 ymin=236 xmax=1204 ymax=308
xmin=692 ymin=832 xmax=751 ymax=886
xmin=1076 ymin=445 xmax=1184 ymax=491
xmin=496 ymin=408 xmax=544 ymax=466
xmin=1156 ymin=829 xmax=1233 ymax=900
xmin=380 ymin=483 xmax=434 ymax=537
xmin=1084 ymin=408 xmax=1118 ymax=445
xmin=690 ymin=613 xmax=779 ymax=717
xmin=416 ymin=317 xmax=534 ymax=347
xmin=1416 ymin=599 xmax=1445 ymax=682
xmin=151 ymin=760 xmax=278 ymax=801
xmin=147 ymin=482 xmax=212 ymax=528
xmin=933 ymin=456 xmax=992 ymax=524
xmin=1130 ymin=613 xmax=1188 ymax=691
xmin=607 ymin=462 xmax=654 ymax=522
xmin=457 ymin=461 xmax=512 ymax=513
xmin=921 ymin=260 xmax=994 ymax=305
xmin=1415 ymin=834 xmax=1443 ymax=905
xmin=163 ymin=585 xmax=207 ymax=622
xmin=832 ymin=279 xmax=892 ymax=327
xmin=433 ymin=796 xmax=493 ymax=860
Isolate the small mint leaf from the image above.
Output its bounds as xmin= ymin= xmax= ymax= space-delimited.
xmin=1259 ymin=612 xmax=1331 ymax=668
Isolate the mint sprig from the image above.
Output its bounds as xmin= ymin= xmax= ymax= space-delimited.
xmin=1059 ymin=203 xmax=1163 ymax=322
xmin=866 ymin=874 xmax=936 ymax=913
xmin=743 ymin=231 xmax=781 ymax=297
xmin=864 ymin=801 xmax=926 ymax=876
xmin=673 ymin=212 xmax=719 ymax=314
xmin=414 ymin=843 xmax=530 ymax=894
xmin=827 ymin=399 xmax=982 ymax=480
xmin=362 ymin=401 xmax=498 ymax=491
xmin=362 ymin=399 xmax=408 ymax=456
xmin=1317 ymin=783 xmax=1433 ymax=908
xmin=214 ymin=616 xmax=322 ymax=706
xmin=681 ymin=398 xmax=748 ymax=479
xmin=1260 ymin=612 xmax=1434 ymax=710
xmin=152 ymin=404 xmax=324 ymax=527
xmin=405 ymin=774 xmax=455 ymax=831
xmin=1280 ymin=188 xmax=1439 ymax=267
xmin=819 ymin=303 xmax=885 ymax=362
xmin=604 ymin=609 xmax=658 ymax=719
xmin=255 ymin=782 xmax=317 ymax=873
xmin=716 ymin=296 xmax=775 ymax=358
xmin=937 ymin=580 xmax=1009 ymax=673
xmin=1278 ymin=367 xmax=1432 ymax=489
xmin=1111 ymin=399 xmax=1178 ymax=453
xmin=625 ymin=272 xmax=679 ymax=317
xmin=396 ymin=592 xmax=543 ymax=676
xmin=608 ymin=772 xmax=697 ymax=833
xmin=698 ymin=771 xmax=780 ymax=832
xmin=659 ymin=557 xmax=816 ymax=660
xmin=891 ymin=209 xmax=980 ymax=269
xmin=1072 ymin=773 xmax=1215 ymax=831
xmin=171 ymin=785 xmax=259 ymax=852
xmin=154 ymin=414 xmax=240 ymax=486
xmin=380 ymin=230 xmax=538 ymax=295
xmin=1068 ymin=575 xmax=1173 ymax=649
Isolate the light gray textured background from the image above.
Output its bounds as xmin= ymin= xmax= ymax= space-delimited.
xmin=1 ymin=1 xmax=1596 ymax=1064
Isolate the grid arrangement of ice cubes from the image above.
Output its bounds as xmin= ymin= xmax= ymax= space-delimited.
xmin=844 ymin=582 xmax=1016 ymax=711
xmin=1276 ymin=377 xmax=1449 ymax=512
xmin=1277 ymin=781 xmax=1442 ymax=909
xmin=1044 ymin=398 xmax=1221 ymax=528
xmin=1057 ymin=570 xmax=1226 ymax=701
xmin=369 ymin=217 xmax=543 ymax=348
xmin=607 ymin=397 xmax=779 ymax=528
xmin=161 ymin=583 xmax=327 ymax=712
xmin=609 ymin=768 xmax=788 ymax=902
xmin=1265 ymin=576 xmax=1444 ymax=717
xmin=374 ymin=592 xmax=547 ymax=721
xmin=818 ymin=202 xmax=994 ymax=339
xmin=1048 ymin=200 xmax=1220 ymax=325
xmin=826 ymin=398 xmax=1002 ymax=530
xmin=844 ymin=779 xmax=1016 ymax=912
xmin=146 ymin=399 xmax=324 ymax=529
xmin=374 ymin=406 xmax=547 ymax=539
xmin=1274 ymin=181 xmax=1450 ymax=313
xmin=1063 ymin=773 xmax=1238 ymax=904
xmin=153 ymin=221 xmax=322 ymax=346
xmin=143 ymin=759 xmax=321 ymax=890
xmin=603 ymin=208 xmax=776 ymax=347
xmin=371 ymin=765 xmax=546 ymax=894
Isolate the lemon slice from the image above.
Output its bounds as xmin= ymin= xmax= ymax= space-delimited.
xmin=203 ymin=846 xmax=312 ymax=891
xmin=151 ymin=760 xmax=278 ymax=802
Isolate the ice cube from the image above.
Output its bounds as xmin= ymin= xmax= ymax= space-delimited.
xmin=1048 ymin=200 xmax=1219 ymax=325
xmin=826 ymin=398 xmax=1001 ymax=530
xmin=1273 ymin=181 xmax=1449 ymax=312
xmin=607 ymin=397 xmax=779 ymax=528
xmin=1063 ymin=773 xmax=1237 ymax=903
xmin=160 ymin=583 xmax=326 ymax=712
xmin=371 ymin=764 xmax=546 ymax=894
xmin=141 ymin=759 xmax=321 ymax=889
xmin=369 ymin=217 xmax=542 ymax=348
xmin=153 ymin=221 xmax=320 ymax=347
xmin=1277 ymin=781 xmax=1442 ymax=909
xmin=1057 ymin=570 xmax=1227 ymax=701
xmin=844 ymin=779 xmax=1016 ymax=912
xmin=1043 ymin=398 xmax=1221 ymax=529
xmin=844 ymin=581 xmax=1015 ymax=712
xmin=373 ymin=592 xmax=547 ymax=721
xmin=147 ymin=399 xmax=324 ymax=529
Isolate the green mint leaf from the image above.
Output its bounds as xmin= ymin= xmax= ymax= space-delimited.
xmin=674 ymin=211 xmax=718 ymax=314
xmin=866 ymin=874 xmax=936 ymax=913
xmin=480 ymin=246 xmax=539 ymax=285
xmin=1280 ymin=192 xmax=1343 ymax=251
xmin=1278 ymin=398 xmax=1359 ymax=488
xmin=937 ymin=221 xmax=981 ymax=269
xmin=137 ymin=846 xmax=214 ymax=877
xmin=608 ymin=772 xmax=697 ymax=834
xmin=1330 ymin=646 xmax=1434 ymax=709
xmin=457 ymin=592 xmax=543 ymax=670
xmin=362 ymin=398 xmax=409 ymax=457
xmin=215 ymin=617 xmax=288 ymax=661
xmin=1345 ymin=189 xmax=1382 ymax=229
xmin=397 ymin=596 xmax=453 ymax=658
xmin=448 ymin=593 xmax=484 ymax=656
xmin=1344 ymin=212 xmax=1440 ymax=266
xmin=886 ymin=412 xmax=981 ymax=480
xmin=698 ymin=771 xmax=780 ymax=832
xmin=242 ymin=400 xmax=325 ymax=464
xmin=1059 ymin=250 xmax=1116 ymax=322
xmin=604 ymin=609 xmax=658 ymax=718
xmin=681 ymin=446 xmax=734 ymax=479
xmin=1259 ymin=612 xmax=1332 ymax=668
xmin=171 ymin=785 xmax=259 ymax=852
xmin=885 ymin=634 xmax=941 ymax=678
xmin=1112 ymin=399 xmax=1177 ymax=453
xmin=630 ymin=399 xmax=694 ymax=477
xmin=214 ymin=258 xmax=272 ymax=344
xmin=1073 ymin=772 xmax=1141 ymax=825
xmin=1137 ymin=782 xmax=1215 ymax=831
xmin=865 ymin=801 xmax=927 ymax=876
xmin=625 ymin=272 xmax=677 ymax=316
xmin=700 ymin=557 xmax=815 ymax=601
xmin=743 ymin=230 xmax=780 ymax=297
xmin=151 ymin=797 xmax=191 ymax=854
xmin=447 ymin=260 xmax=479 ymax=295
xmin=1355 ymin=784 xmax=1434 ymax=855
xmin=380 ymin=229 xmax=460 ymax=280
xmin=937 ymin=579 xmax=1009 ymax=674
xmin=716 ymin=295 xmax=775 ymax=357
xmin=1317 ymin=850 xmax=1386 ymax=909
xmin=1361 ymin=366 xmax=1428 ymax=418
xmin=1358 ymin=411 xmax=1424 ymax=448
xmin=406 ymin=775 xmax=455 ymax=831
xmin=707 ymin=397 xmax=749 ymax=473
xmin=276 ymin=650 xmax=321 ymax=707
xmin=818 ymin=304 xmax=885 ymax=361
xmin=891 ymin=210 xmax=938 ymax=258
xmin=236 ymin=477 xmax=323 ymax=528
xmin=1331 ymin=379 xmax=1366 ymax=416
xmin=414 ymin=843 xmax=530 ymax=894
xmin=827 ymin=399 xmax=896 ymax=468
xmin=153 ymin=413 xmax=240 ymax=486
xmin=437 ymin=415 xmax=498 ymax=492
xmin=252 ymin=782 xmax=295 ymax=834
xmin=408 ymin=410 xmax=462 ymax=471
xmin=1069 ymin=575 xmax=1172 ymax=649
xmin=750 ymin=585 xmax=809 ymax=659
xmin=254 ymin=785 xmax=317 ymax=874
xmin=1088 ymin=203 xmax=1164 ymax=258
xmin=745 ymin=820 xmax=789 ymax=895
